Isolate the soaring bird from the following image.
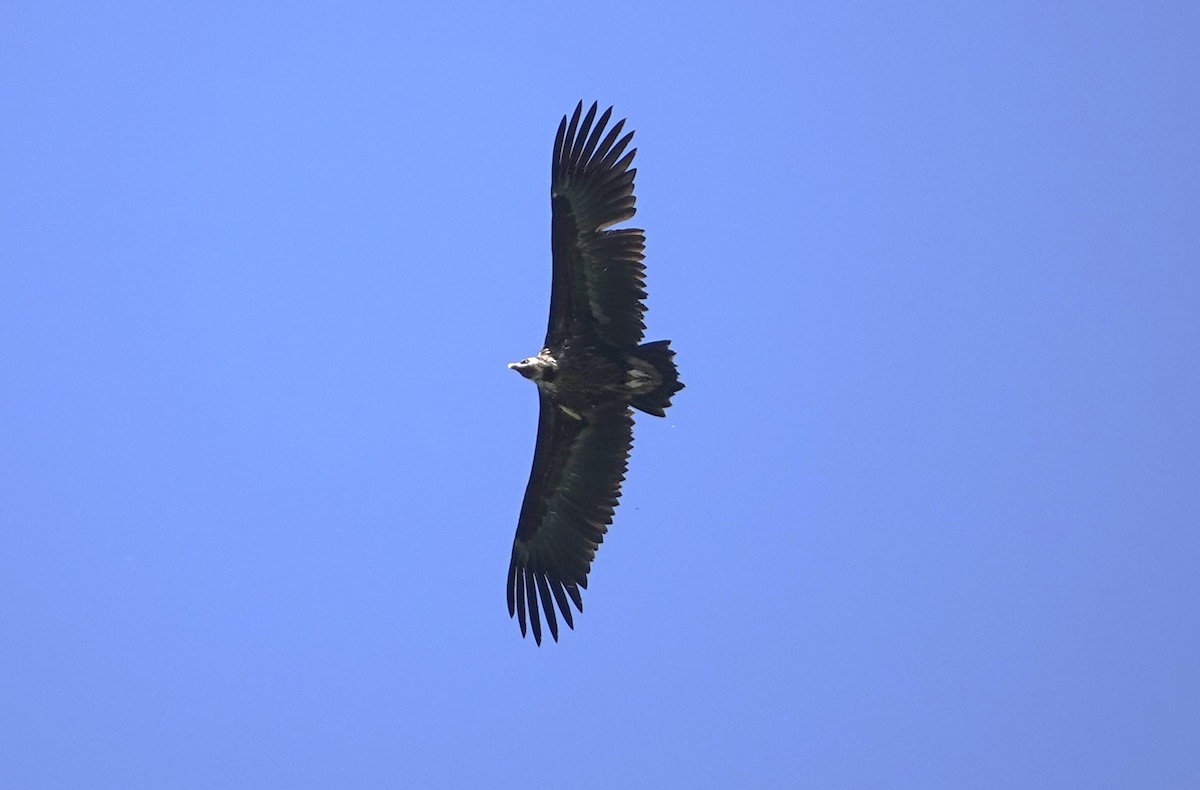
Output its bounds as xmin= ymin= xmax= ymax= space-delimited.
xmin=507 ymin=102 xmax=683 ymax=644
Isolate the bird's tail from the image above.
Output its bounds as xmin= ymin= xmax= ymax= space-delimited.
xmin=630 ymin=340 xmax=684 ymax=417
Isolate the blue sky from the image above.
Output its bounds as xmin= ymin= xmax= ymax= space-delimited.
xmin=3 ymin=2 xmax=1198 ymax=787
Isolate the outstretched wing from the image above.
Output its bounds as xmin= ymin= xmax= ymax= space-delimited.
xmin=547 ymin=101 xmax=648 ymax=350
xmin=508 ymin=396 xmax=634 ymax=645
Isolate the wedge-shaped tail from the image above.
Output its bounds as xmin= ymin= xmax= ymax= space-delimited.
xmin=630 ymin=340 xmax=684 ymax=418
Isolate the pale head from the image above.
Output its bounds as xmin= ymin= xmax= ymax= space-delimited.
xmin=507 ymin=351 xmax=557 ymax=382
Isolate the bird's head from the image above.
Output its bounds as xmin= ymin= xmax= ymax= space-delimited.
xmin=508 ymin=354 xmax=556 ymax=382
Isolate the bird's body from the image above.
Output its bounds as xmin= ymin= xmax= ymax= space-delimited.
xmin=510 ymin=342 xmax=667 ymax=416
xmin=506 ymin=102 xmax=682 ymax=645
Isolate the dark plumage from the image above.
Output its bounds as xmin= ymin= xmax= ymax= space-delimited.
xmin=506 ymin=102 xmax=683 ymax=644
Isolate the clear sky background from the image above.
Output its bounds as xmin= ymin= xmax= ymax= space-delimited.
xmin=3 ymin=2 xmax=1198 ymax=788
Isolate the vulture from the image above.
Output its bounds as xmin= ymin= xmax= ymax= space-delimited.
xmin=506 ymin=102 xmax=683 ymax=644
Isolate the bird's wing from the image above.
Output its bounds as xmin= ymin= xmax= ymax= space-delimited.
xmin=508 ymin=395 xmax=634 ymax=644
xmin=547 ymin=101 xmax=648 ymax=350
